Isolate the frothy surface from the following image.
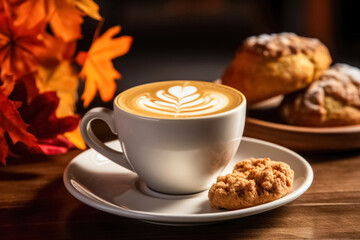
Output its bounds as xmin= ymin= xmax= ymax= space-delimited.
xmin=116 ymin=81 xmax=243 ymax=119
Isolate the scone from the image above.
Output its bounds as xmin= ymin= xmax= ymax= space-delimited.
xmin=208 ymin=158 xmax=294 ymax=210
xmin=222 ymin=33 xmax=332 ymax=104
xmin=280 ymin=64 xmax=360 ymax=127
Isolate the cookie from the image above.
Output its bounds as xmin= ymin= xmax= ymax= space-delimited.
xmin=208 ymin=158 xmax=294 ymax=210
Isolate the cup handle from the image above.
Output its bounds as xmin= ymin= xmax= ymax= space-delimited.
xmin=80 ymin=107 xmax=133 ymax=171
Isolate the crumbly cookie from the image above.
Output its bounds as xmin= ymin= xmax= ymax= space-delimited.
xmin=222 ymin=33 xmax=332 ymax=104
xmin=208 ymin=158 xmax=294 ymax=210
xmin=280 ymin=63 xmax=360 ymax=127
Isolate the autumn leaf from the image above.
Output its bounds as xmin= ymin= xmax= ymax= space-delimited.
xmin=36 ymin=32 xmax=77 ymax=66
xmin=73 ymin=0 xmax=101 ymax=20
xmin=2 ymin=0 xmax=47 ymax=30
xmin=36 ymin=61 xmax=86 ymax=149
xmin=0 ymin=94 xmax=39 ymax=164
xmin=36 ymin=61 xmax=78 ymax=117
xmin=63 ymin=126 xmax=85 ymax=149
xmin=3 ymin=0 xmax=100 ymax=32
xmin=0 ymin=133 xmax=8 ymax=164
xmin=0 ymin=75 xmax=15 ymax=96
xmin=37 ymin=136 xmax=74 ymax=154
xmin=16 ymin=74 xmax=39 ymax=103
xmin=3 ymin=0 xmax=82 ymax=41
xmin=0 ymin=13 xmax=44 ymax=80
xmin=5 ymin=78 xmax=80 ymax=159
xmin=48 ymin=0 xmax=83 ymax=42
xmin=76 ymin=25 xmax=132 ymax=107
xmin=14 ymin=91 xmax=79 ymax=139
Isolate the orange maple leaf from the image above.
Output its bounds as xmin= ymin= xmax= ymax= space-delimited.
xmin=36 ymin=32 xmax=76 ymax=66
xmin=48 ymin=0 xmax=84 ymax=42
xmin=2 ymin=0 xmax=47 ymax=30
xmin=0 ymin=14 xmax=44 ymax=80
xmin=76 ymin=26 xmax=132 ymax=107
xmin=0 ymin=94 xmax=39 ymax=164
xmin=3 ymin=0 xmax=85 ymax=42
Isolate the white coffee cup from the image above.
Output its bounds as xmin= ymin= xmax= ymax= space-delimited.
xmin=80 ymin=80 xmax=246 ymax=194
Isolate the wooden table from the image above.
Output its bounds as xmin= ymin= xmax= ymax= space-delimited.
xmin=1 ymin=124 xmax=360 ymax=239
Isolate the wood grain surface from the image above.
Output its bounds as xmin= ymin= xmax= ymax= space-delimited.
xmin=1 ymin=123 xmax=359 ymax=239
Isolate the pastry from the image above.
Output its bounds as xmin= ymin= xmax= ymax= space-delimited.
xmin=280 ymin=64 xmax=360 ymax=127
xmin=222 ymin=33 xmax=332 ymax=104
xmin=208 ymin=158 xmax=294 ymax=210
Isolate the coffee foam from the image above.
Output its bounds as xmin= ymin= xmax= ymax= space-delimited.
xmin=116 ymin=81 xmax=243 ymax=119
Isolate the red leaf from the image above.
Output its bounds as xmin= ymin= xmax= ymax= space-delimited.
xmin=7 ymin=77 xmax=80 ymax=158
xmin=0 ymin=74 xmax=15 ymax=96
xmin=17 ymin=74 xmax=39 ymax=104
xmin=18 ymin=91 xmax=80 ymax=139
xmin=0 ymin=133 xmax=9 ymax=165
xmin=0 ymin=94 xmax=39 ymax=164
xmin=37 ymin=136 xmax=74 ymax=155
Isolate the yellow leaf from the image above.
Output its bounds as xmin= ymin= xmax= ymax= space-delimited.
xmin=64 ymin=126 xmax=86 ymax=149
xmin=36 ymin=61 xmax=78 ymax=117
xmin=73 ymin=0 xmax=102 ymax=20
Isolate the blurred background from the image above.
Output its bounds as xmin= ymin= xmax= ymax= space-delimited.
xmin=77 ymin=0 xmax=360 ymax=111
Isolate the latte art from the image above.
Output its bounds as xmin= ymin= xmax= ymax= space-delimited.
xmin=137 ymin=85 xmax=229 ymax=117
xmin=117 ymin=81 xmax=243 ymax=119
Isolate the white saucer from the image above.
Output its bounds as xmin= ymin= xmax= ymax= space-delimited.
xmin=63 ymin=137 xmax=313 ymax=226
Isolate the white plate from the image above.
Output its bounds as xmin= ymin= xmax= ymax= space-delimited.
xmin=63 ymin=137 xmax=313 ymax=226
